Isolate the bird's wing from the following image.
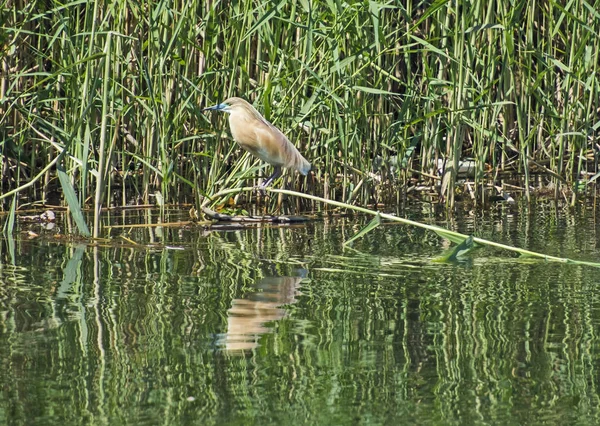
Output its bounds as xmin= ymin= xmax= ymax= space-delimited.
xmin=251 ymin=120 xmax=288 ymax=166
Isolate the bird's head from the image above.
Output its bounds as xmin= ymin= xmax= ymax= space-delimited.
xmin=203 ymin=97 xmax=249 ymax=115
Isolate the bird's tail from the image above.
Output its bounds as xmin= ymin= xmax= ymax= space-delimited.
xmin=285 ymin=142 xmax=311 ymax=175
xmin=298 ymin=158 xmax=311 ymax=176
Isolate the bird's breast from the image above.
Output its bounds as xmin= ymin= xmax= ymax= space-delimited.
xmin=228 ymin=115 xmax=257 ymax=147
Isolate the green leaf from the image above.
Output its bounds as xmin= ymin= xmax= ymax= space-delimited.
xmin=57 ymin=163 xmax=91 ymax=237
xmin=2 ymin=194 xmax=17 ymax=235
xmin=353 ymin=85 xmax=398 ymax=95
xmin=434 ymin=235 xmax=476 ymax=262
xmin=409 ymin=34 xmax=451 ymax=59
xmin=242 ymin=0 xmax=285 ymax=41
xmin=344 ymin=213 xmax=381 ymax=246
xmin=433 ymin=228 xmax=468 ymax=245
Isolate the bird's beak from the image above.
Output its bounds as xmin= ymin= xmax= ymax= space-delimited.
xmin=203 ymin=103 xmax=226 ymax=112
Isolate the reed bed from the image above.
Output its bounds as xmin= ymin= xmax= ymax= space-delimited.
xmin=1 ymin=0 xmax=599 ymax=229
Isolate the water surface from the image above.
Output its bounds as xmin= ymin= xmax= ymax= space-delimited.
xmin=1 ymin=202 xmax=600 ymax=425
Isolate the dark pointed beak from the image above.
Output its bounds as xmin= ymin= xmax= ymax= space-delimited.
xmin=203 ymin=103 xmax=226 ymax=112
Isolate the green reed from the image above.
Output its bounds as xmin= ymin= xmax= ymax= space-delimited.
xmin=1 ymin=0 xmax=599 ymax=230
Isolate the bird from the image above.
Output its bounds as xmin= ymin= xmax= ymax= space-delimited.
xmin=203 ymin=97 xmax=311 ymax=189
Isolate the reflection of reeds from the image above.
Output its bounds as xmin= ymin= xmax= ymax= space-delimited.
xmin=1 ymin=212 xmax=600 ymax=422
xmin=2 ymin=0 xmax=599 ymax=226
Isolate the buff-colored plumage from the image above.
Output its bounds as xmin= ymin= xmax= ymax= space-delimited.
xmin=204 ymin=97 xmax=310 ymax=188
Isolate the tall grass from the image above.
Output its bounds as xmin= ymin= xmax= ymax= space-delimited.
xmin=1 ymin=0 xmax=599 ymax=228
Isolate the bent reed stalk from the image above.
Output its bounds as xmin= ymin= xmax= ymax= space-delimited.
xmin=203 ymin=186 xmax=600 ymax=268
xmin=1 ymin=0 xmax=599 ymax=221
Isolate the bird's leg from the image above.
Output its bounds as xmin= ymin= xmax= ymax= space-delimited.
xmin=259 ymin=166 xmax=282 ymax=191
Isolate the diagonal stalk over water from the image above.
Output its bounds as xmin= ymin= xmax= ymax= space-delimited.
xmin=202 ymin=187 xmax=600 ymax=268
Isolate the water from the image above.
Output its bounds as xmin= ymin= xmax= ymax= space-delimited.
xmin=1 ymin=202 xmax=600 ymax=425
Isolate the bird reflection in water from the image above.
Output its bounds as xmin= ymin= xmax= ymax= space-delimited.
xmin=222 ymin=271 xmax=307 ymax=352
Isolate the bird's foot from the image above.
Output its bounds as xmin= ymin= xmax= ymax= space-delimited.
xmin=254 ymin=185 xmax=268 ymax=198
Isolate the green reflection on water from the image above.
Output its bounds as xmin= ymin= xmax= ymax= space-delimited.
xmin=1 ymin=205 xmax=600 ymax=425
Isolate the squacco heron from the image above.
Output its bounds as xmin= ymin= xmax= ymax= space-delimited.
xmin=204 ymin=97 xmax=311 ymax=189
